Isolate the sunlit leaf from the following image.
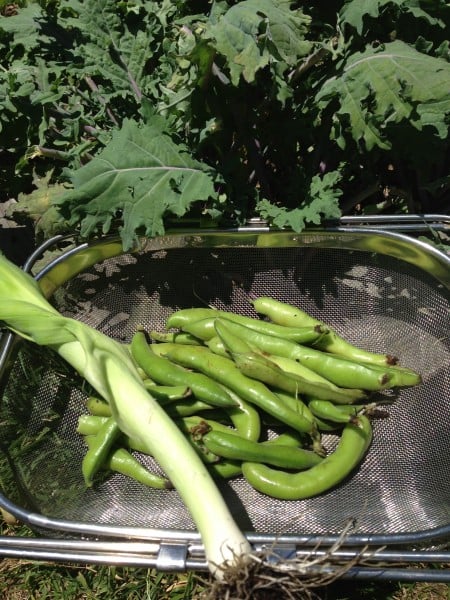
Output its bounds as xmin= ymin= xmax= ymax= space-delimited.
xmin=58 ymin=118 xmax=217 ymax=249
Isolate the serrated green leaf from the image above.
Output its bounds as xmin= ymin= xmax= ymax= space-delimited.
xmin=59 ymin=0 xmax=166 ymax=102
xmin=417 ymin=98 xmax=450 ymax=138
xmin=256 ymin=171 xmax=343 ymax=231
xmin=57 ymin=118 xmax=218 ymax=250
xmin=316 ymin=41 xmax=450 ymax=151
xmin=340 ymin=0 xmax=444 ymax=35
xmin=0 ymin=4 xmax=47 ymax=52
xmin=207 ymin=0 xmax=312 ymax=85
xmin=6 ymin=171 xmax=69 ymax=236
xmin=435 ymin=40 xmax=450 ymax=61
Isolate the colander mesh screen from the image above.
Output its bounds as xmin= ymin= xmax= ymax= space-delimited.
xmin=0 ymin=245 xmax=448 ymax=537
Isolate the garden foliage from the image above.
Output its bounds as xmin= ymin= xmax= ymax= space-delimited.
xmin=0 ymin=0 xmax=449 ymax=249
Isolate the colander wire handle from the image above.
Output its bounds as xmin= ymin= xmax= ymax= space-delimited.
xmin=0 ymin=536 xmax=449 ymax=581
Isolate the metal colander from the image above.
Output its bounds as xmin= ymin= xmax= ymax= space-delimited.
xmin=0 ymin=218 xmax=449 ymax=580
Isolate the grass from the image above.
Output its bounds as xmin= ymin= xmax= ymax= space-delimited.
xmin=0 ymin=521 xmax=205 ymax=600
xmin=1 ymin=520 xmax=449 ymax=600
xmin=0 ymin=558 xmax=204 ymax=600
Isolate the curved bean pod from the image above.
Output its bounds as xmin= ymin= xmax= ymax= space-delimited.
xmin=150 ymin=331 xmax=203 ymax=345
xmin=143 ymin=382 xmax=192 ymax=403
xmin=81 ymin=417 xmax=121 ymax=487
xmin=130 ymin=331 xmax=237 ymax=408
xmin=233 ymin=351 xmax=367 ymax=404
xmin=214 ymin=318 xmax=392 ymax=391
xmin=308 ymin=399 xmax=360 ymax=424
xmin=242 ymin=415 xmax=373 ymax=500
xmin=164 ymin=398 xmax=219 ymax=417
xmin=252 ymin=297 xmax=397 ymax=366
xmin=77 ymin=415 xmax=154 ymax=455
xmin=166 ymin=307 xmax=327 ymax=343
xmin=202 ymin=431 xmax=323 ymax=470
xmin=86 ymin=396 xmax=112 ymax=417
xmin=84 ymin=436 xmax=172 ymax=489
xmin=163 ymin=345 xmax=321 ymax=441
xmin=220 ymin=388 xmax=261 ymax=442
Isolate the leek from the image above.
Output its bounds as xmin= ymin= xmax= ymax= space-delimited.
xmin=0 ymin=253 xmax=250 ymax=578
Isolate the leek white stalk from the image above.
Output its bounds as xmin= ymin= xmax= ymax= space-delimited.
xmin=0 ymin=253 xmax=251 ymax=578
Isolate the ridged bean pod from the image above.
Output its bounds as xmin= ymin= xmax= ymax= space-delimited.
xmin=166 ymin=307 xmax=327 ymax=343
xmin=214 ymin=318 xmax=394 ymax=391
xmin=202 ymin=430 xmax=323 ymax=470
xmin=130 ymin=331 xmax=237 ymax=408
xmin=233 ymin=350 xmax=367 ymax=404
xmin=163 ymin=344 xmax=322 ymax=443
xmin=252 ymin=297 xmax=398 ymax=366
xmin=242 ymin=415 xmax=373 ymax=500
xmin=83 ymin=435 xmax=172 ymax=489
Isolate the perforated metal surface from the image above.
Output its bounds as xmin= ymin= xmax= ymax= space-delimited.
xmin=0 ymin=238 xmax=449 ymax=541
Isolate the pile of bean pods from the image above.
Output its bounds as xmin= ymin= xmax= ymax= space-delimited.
xmin=76 ymin=297 xmax=422 ymax=500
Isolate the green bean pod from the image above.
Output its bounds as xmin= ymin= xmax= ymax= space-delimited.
xmin=86 ymin=396 xmax=112 ymax=417
xmin=262 ymin=430 xmax=307 ymax=447
xmin=242 ymin=415 xmax=373 ymax=500
xmin=202 ymin=431 xmax=323 ymax=470
xmin=185 ymin=407 xmax=306 ymax=480
xmin=252 ymin=297 xmax=398 ymax=366
xmin=174 ymin=416 xmax=228 ymax=464
xmin=296 ymin=352 xmax=420 ymax=389
xmin=77 ymin=414 xmax=109 ymax=436
xmin=207 ymin=332 xmax=371 ymax=401
xmin=130 ymin=331 xmax=237 ymax=408
xmin=166 ymin=307 xmax=327 ymax=343
xmin=214 ymin=319 xmax=367 ymax=407
xmin=175 ymin=414 xmax=259 ymax=465
xmin=81 ymin=417 xmax=122 ymax=487
xmin=270 ymin=397 xmax=343 ymax=439
xmin=84 ymin=436 xmax=172 ymax=489
xmin=263 ymin=354 xmax=339 ymax=387
xmin=184 ymin=317 xmax=326 ymax=344
xmin=164 ymin=398 xmax=219 ymax=417
xmin=166 ymin=308 xmax=225 ymax=329
xmin=308 ymin=399 xmax=360 ymax=424
xmin=233 ymin=351 xmax=367 ymax=404
xmin=150 ymin=331 xmax=203 ymax=345
xmin=220 ymin=388 xmax=261 ymax=441
xmin=208 ymin=460 xmax=243 ymax=480
xmin=214 ymin=318 xmax=315 ymax=362
xmin=214 ymin=318 xmax=392 ymax=391
xmin=310 ymin=416 xmax=344 ymax=432
xmin=361 ymin=362 xmax=421 ymax=388
xmin=164 ymin=345 xmax=320 ymax=440
xmin=143 ymin=382 xmax=192 ymax=403
xmin=263 ymin=388 xmax=314 ymax=425
xmin=78 ymin=415 xmax=151 ymax=455
xmin=214 ymin=318 xmax=253 ymax=355
xmin=206 ymin=336 xmax=229 ymax=357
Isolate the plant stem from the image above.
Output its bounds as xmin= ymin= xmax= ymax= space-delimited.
xmin=84 ymin=77 xmax=120 ymax=127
